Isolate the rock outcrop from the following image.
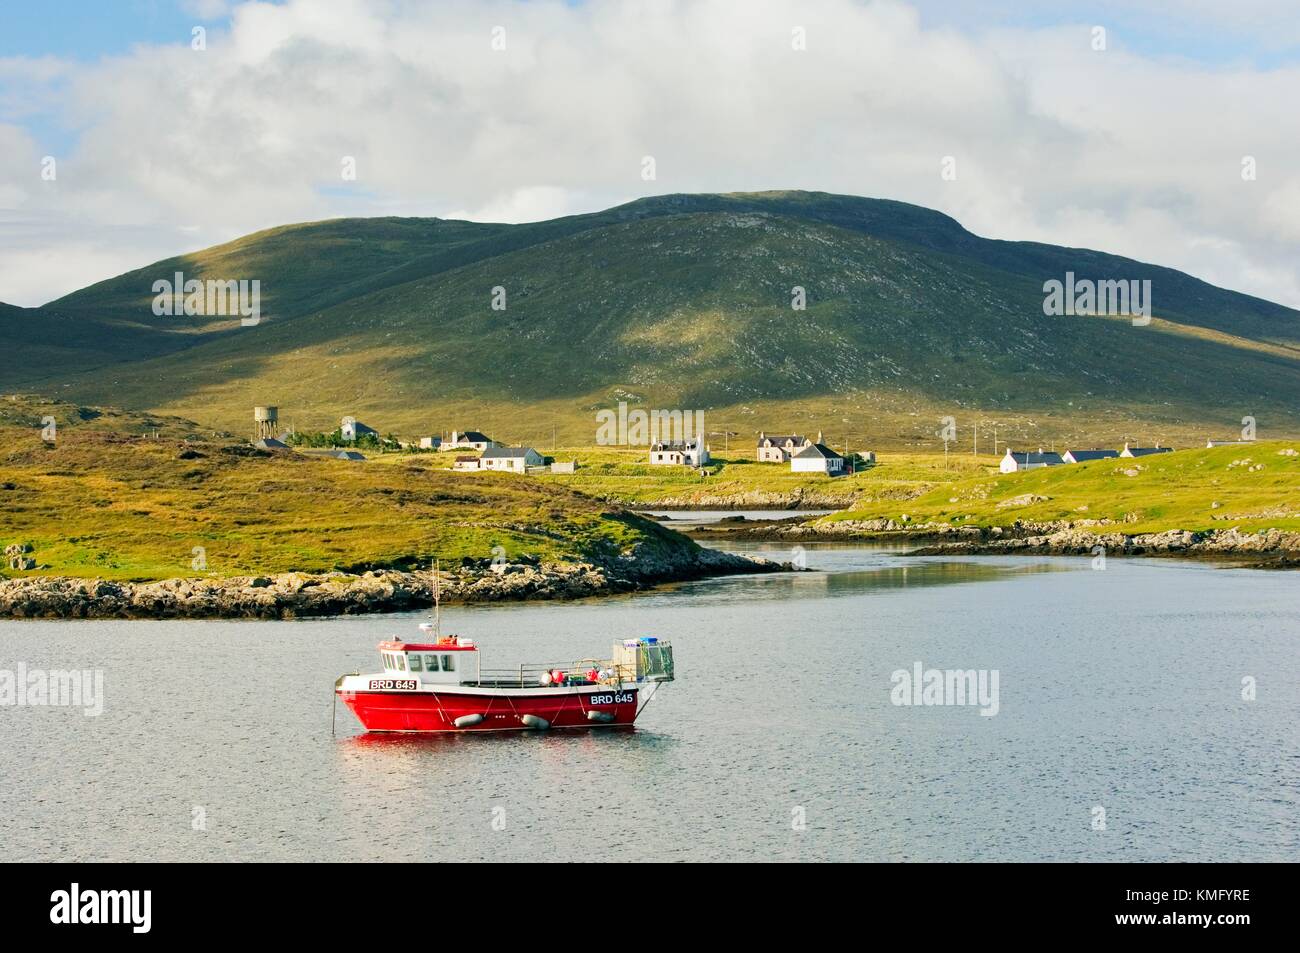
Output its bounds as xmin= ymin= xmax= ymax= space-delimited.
xmin=0 ymin=546 xmax=786 ymax=619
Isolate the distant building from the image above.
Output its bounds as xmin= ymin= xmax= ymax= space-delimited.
xmin=419 ymin=436 xmax=441 ymax=450
xmin=254 ymin=406 xmax=279 ymax=440
xmin=1206 ymin=439 xmax=1250 ymax=448
xmin=453 ymin=455 xmax=481 ymax=471
xmin=649 ymin=437 xmax=710 ymax=467
xmin=252 ymin=437 xmax=289 ymax=450
xmin=1000 ymin=448 xmax=1064 ymax=473
xmin=550 ymin=461 xmax=577 ymax=474
xmin=302 ymin=448 xmax=366 ymax=461
xmin=1119 ymin=443 xmax=1173 ymax=458
xmin=757 ymin=432 xmax=812 ymax=463
xmin=1061 ymin=449 xmax=1119 ymax=464
xmin=480 ymin=446 xmax=544 ymax=473
xmin=446 ymin=430 xmax=499 ymax=452
xmin=791 ymin=441 xmax=845 ymax=475
xmin=341 ymin=416 xmax=379 ymax=442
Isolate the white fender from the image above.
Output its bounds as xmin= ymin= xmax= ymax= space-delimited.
xmin=520 ymin=714 xmax=550 ymax=729
xmin=587 ymin=710 xmax=616 ymax=723
xmin=453 ymin=714 xmax=484 ymax=728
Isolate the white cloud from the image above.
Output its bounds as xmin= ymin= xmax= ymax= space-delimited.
xmin=0 ymin=0 xmax=1297 ymax=310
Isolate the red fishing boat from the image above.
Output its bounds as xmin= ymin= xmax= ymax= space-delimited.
xmin=335 ymin=624 xmax=674 ymax=733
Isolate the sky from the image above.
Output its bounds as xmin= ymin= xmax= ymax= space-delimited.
xmin=2 ymin=0 xmax=1300 ymax=308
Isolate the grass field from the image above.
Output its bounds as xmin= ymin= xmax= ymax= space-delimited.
xmin=819 ymin=442 xmax=1300 ymax=535
xmin=0 ymin=399 xmax=694 ymax=582
xmin=4 ymin=394 xmax=1297 ymax=582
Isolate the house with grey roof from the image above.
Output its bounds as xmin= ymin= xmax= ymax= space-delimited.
xmin=340 ymin=416 xmax=379 ymax=442
xmin=446 ymin=430 xmax=500 ymax=452
xmin=1061 ymin=449 xmax=1119 ymax=464
xmin=480 ymin=446 xmax=544 ymax=473
xmin=1119 ymin=443 xmax=1173 ymax=458
xmin=1000 ymin=448 xmax=1064 ymax=472
xmin=757 ymin=432 xmax=812 ymax=463
xmin=649 ymin=437 xmax=710 ymax=467
xmin=790 ymin=439 xmax=845 ymax=475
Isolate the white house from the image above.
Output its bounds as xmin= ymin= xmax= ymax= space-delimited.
xmin=1061 ymin=449 xmax=1118 ymax=464
xmin=1119 ymin=443 xmax=1173 ymax=458
xmin=790 ymin=440 xmax=845 ymax=474
xmin=418 ymin=436 xmax=442 ymax=450
xmin=1000 ymin=449 xmax=1064 ymax=473
xmin=756 ymin=432 xmax=812 ymax=463
xmin=445 ymin=430 xmax=500 ymax=452
xmin=341 ymin=416 xmax=379 ymax=442
xmin=649 ymin=437 xmax=710 ymax=467
xmin=452 ymin=455 xmax=481 ymax=471
xmin=479 ymin=446 xmax=544 ymax=473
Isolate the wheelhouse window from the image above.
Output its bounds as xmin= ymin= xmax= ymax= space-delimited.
xmin=408 ymin=654 xmax=422 ymax=672
xmin=425 ymin=654 xmax=439 ymax=671
xmin=442 ymin=654 xmax=455 ymax=672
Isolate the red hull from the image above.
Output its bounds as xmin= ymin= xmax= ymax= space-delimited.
xmin=339 ymin=687 xmax=639 ymax=732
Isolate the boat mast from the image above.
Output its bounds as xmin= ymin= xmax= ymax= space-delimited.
xmin=432 ymin=558 xmax=442 ymax=638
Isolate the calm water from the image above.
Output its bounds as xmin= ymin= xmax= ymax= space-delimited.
xmin=1 ymin=543 xmax=1297 ymax=862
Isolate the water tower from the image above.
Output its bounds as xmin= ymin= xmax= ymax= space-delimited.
xmin=254 ymin=406 xmax=279 ymax=439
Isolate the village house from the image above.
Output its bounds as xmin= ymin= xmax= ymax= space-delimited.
xmin=452 ymin=455 xmax=481 ymax=471
xmin=756 ymin=432 xmax=813 ymax=463
xmin=340 ymin=416 xmax=378 ymax=442
xmin=418 ymin=436 xmax=441 ymax=450
xmin=649 ymin=437 xmax=710 ymax=467
xmin=790 ymin=438 xmax=845 ymax=475
xmin=1061 ymin=449 xmax=1118 ymax=464
xmin=479 ymin=446 xmax=545 ymax=473
xmin=1000 ymin=448 xmax=1064 ymax=473
xmin=1119 ymin=443 xmax=1173 ymax=457
xmin=445 ymin=430 xmax=499 ymax=452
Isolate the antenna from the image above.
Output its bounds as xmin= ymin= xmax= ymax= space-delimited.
xmin=432 ymin=558 xmax=442 ymax=639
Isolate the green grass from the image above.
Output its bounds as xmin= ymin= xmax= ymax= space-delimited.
xmin=819 ymin=443 xmax=1300 ymax=535
xmin=0 ymin=399 xmax=696 ymax=582
xmin=7 ymin=190 xmax=1299 ymax=447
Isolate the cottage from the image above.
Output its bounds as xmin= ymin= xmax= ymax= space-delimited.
xmin=1000 ymin=448 xmax=1064 ymax=473
xmin=418 ymin=436 xmax=442 ymax=450
xmin=340 ymin=416 xmax=378 ymax=442
xmin=790 ymin=440 xmax=845 ymax=474
xmin=1119 ymin=443 xmax=1173 ymax=458
xmin=445 ymin=431 xmax=499 ymax=452
xmin=756 ymin=432 xmax=812 ymax=463
xmin=480 ymin=446 xmax=545 ymax=473
xmin=1061 ymin=449 xmax=1118 ymax=464
xmin=649 ymin=437 xmax=710 ymax=467
xmin=550 ymin=461 xmax=577 ymax=474
xmin=452 ymin=455 xmax=481 ymax=471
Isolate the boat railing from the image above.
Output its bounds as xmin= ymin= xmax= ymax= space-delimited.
xmin=468 ymin=659 xmax=633 ymax=689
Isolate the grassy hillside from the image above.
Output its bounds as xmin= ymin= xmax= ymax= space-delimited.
xmin=819 ymin=442 xmax=1300 ymax=535
xmin=8 ymin=191 xmax=1299 ymax=446
xmin=0 ymin=397 xmax=693 ymax=582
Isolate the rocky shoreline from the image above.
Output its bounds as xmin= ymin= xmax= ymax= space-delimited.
xmin=0 ymin=546 xmax=788 ymax=620
xmin=686 ymin=515 xmax=1300 ymax=567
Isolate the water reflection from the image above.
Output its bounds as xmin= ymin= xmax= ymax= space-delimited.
xmin=670 ymin=542 xmax=1075 ymax=603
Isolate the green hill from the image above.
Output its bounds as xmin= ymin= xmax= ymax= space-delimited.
xmin=7 ymin=191 xmax=1299 ymax=447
